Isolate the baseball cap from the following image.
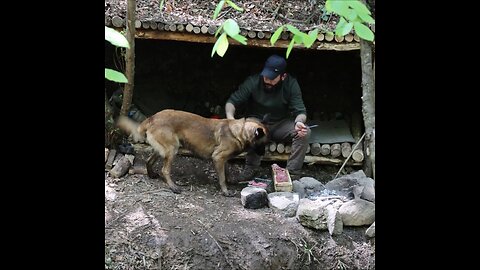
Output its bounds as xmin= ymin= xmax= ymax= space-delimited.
xmin=260 ymin=55 xmax=287 ymax=80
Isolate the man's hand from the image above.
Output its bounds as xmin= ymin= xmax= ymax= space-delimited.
xmin=295 ymin=122 xmax=308 ymax=138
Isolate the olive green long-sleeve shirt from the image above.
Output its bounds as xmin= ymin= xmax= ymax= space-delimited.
xmin=227 ymin=74 xmax=306 ymax=122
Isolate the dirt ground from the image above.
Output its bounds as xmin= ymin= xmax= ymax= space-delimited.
xmin=105 ymin=153 xmax=375 ymax=270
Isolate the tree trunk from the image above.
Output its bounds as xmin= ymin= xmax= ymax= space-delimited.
xmin=360 ymin=39 xmax=375 ymax=179
xmin=105 ymin=91 xmax=121 ymax=147
xmin=120 ymin=0 xmax=136 ymax=116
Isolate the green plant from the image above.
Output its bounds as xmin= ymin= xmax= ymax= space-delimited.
xmin=211 ymin=0 xmax=246 ymax=57
xmin=325 ymin=0 xmax=375 ymax=41
xmin=105 ymin=26 xmax=130 ymax=83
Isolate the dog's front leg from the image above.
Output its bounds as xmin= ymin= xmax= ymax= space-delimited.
xmin=212 ymin=156 xmax=235 ymax=197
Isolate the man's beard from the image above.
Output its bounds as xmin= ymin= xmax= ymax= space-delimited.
xmin=263 ymin=79 xmax=283 ymax=92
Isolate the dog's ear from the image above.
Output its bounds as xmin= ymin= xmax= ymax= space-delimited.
xmin=254 ymin=127 xmax=265 ymax=138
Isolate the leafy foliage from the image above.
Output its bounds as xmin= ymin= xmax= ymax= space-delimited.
xmin=325 ymin=0 xmax=375 ymax=41
xmin=105 ymin=26 xmax=129 ymax=83
xmin=211 ymin=1 xmax=246 ymax=57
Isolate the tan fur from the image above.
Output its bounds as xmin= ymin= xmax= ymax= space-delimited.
xmin=117 ymin=109 xmax=268 ymax=196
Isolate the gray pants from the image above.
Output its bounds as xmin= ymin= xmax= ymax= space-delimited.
xmin=246 ymin=118 xmax=311 ymax=171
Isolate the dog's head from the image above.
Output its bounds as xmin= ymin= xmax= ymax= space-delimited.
xmin=244 ymin=118 xmax=269 ymax=156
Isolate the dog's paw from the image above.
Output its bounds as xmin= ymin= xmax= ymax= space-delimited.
xmin=222 ymin=190 xmax=236 ymax=197
xmin=170 ymin=185 xmax=182 ymax=194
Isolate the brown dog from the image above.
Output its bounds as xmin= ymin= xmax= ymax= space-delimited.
xmin=117 ymin=109 xmax=269 ymax=196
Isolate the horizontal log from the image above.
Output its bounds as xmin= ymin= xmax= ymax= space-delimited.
xmin=129 ymin=29 xmax=360 ymax=51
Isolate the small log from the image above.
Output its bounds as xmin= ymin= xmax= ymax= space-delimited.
xmin=352 ymin=142 xmax=364 ymax=162
xmin=169 ymin=24 xmax=177 ymax=31
xmin=201 ymin=25 xmax=208 ymax=34
xmin=317 ymin=32 xmax=325 ymax=41
xmin=141 ymin=21 xmax=150 ymax=29
xmin=320 ymin=144 xmax=331 ymax=156
xmin=105 ymin=148 xmax=110 ymax=163
xmin=164 ymin=24 xmax=170 ymax=31
xmin=276 ymin=143 xmax=285 ymax=154
xmin=134 ymin=20 xmax=141 ymax=29
xmin=105 ymin=16 xmax=112 ymax=26
xmin=269 ymin=142 xmax=277 ymax=153
xmin=306 ymin=144 xmax=311 ymax=154
xmin=157 ymin=22 xmax=165 ymax=31
xmin=176 ymin=24 xmax=185 ymax=32
xmin=207 ymin=25 xmax=217 ymax=35
xmin=257 ymin=31 xmax=265 ymax=39
xmin=325 ymin=32 xmax=334 ymax=41
xmin=341 ymin=142 xmax=352 ymax=158
xmin=310 ymin=143 xmax=321 ymax=156
xmin=284 ymin=144 xmax=292 ymax=154
xmin=186 ymin=24 xmax=194 ymax=32
xmin=240 ymin=29 xmax=248 ymax=37
xmin=150 ymin=21 xmax=158 ymax=30
xmin=105 ymin=149 xmax=117 ymax=170
xmin=264 ymin=32 xmax=272 ymax=39
xmin=193 ymin=26 xmax=201 ymax=34
xmin=129 ymin=159 xmax=148 ymax=175
xmin=335 ymin=35 xmax=344 ymax=42
xmin=248 ymin=31 xmax=256 ymax=39
xmin=112 ymin=16 xmax=124 ymax=27
xmin=110 ymin=156 xmax=132 ymax=178
xmin=281 ymin=31 xmax=289 ymax=40
xmin=330 ymin=143 xmax=341 ymax=158
xmin=354 ymin=34 xmax=360 ymax=42
xmin=345 ymin=34 xmax=354 ymax=42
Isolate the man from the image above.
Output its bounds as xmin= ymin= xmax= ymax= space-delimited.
xmin=225 ymin=54 xmax=311 ymax=179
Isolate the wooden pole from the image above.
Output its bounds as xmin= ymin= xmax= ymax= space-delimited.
xmin=120 ymin=0 xmax=136 ymax=116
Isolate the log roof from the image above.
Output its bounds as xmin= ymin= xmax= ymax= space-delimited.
xmin=105 ymin=0 xmax=375 ymax=50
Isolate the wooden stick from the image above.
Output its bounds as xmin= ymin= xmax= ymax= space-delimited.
xmin=198 ymin=220 xmax=235 ymax=270
xmin=333 ymin=132 xmax=366 ymax=180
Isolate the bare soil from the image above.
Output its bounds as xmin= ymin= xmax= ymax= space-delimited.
xmin=105 ymin=155 xmax=375 ymax=269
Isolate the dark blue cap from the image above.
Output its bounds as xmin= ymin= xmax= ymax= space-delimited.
xmin=260 ymin=55 xmax=287 ymax=80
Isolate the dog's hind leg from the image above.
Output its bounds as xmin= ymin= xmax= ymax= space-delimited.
xmin=146 ymin=152 xmax=160 ymax=179
xmin=161 ymin=150 xmax=182 ymax=194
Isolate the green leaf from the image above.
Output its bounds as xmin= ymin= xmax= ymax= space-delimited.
xmin=286 ymin=39 xmax=295 ymax=59
xmin=348 ymin=0 xmax=371 ymax=15
xmin=270 ymin=26 xmax=284 ymax=46
xmin=338 ymin=22 xmax=353 ymax=36
xmin=223 ymin=19 xmax=240 ymax=36
xmin=215 ymin=25 xmax=223 ymax=37
xmin=306 ymin=29 xmax=318 ymax=48
xmin=211 ymin=36 xmax=221 ymax=57
xmin=353 ymin=22 xmax=374 ymax=41
xmin=159 ymin=0 xmax=165 ymax=11
xmin=226 ymin=0 xmax=244 ymax=12
xmin=326 ymin=0 xmax=350 ymax=18
xmin=336 ymin=17 xmax=347 ymax=32
xmin=286 ymin=24 xmax=302 ymax=36
xmin=345 ymin=9 xmax=357 ymax=21
xmin=105 ymin=26 xmax=129 ymax=48
xmin=231 ymin=34 xmax=247 ymax=45
xmin=358 ymin=12 xmax=375 ymax=24
xmin=216 ymin=33 xmax=229 ymax=57
xmin=105 ymin=68 xmax=128 ymax=83
xmin=213 ymin=0 xmax=225 ymax=20
xmin=293 ymin=34 xmax=303 ymax=44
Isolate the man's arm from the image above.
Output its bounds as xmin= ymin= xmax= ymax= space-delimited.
xmin=225 ymin=102 xmax=236 ymax=120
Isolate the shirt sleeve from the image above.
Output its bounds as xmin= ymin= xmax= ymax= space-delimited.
xmin=227 ymin=76 xmax=256 ymax=106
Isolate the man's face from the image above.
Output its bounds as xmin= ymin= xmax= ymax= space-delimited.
xmin=263 ymin=74 xmax=283 ymax=90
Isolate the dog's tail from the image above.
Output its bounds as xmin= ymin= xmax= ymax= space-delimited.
xmin=117 ymin=115 xmax=146 ymax=143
